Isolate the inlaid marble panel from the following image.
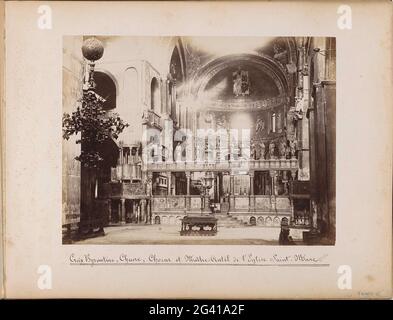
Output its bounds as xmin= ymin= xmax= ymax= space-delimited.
xmin=255 ymin=197 xmax=271 ymax=210
xmin=190 ymin=197 xmax=201 ymax=209
xmin=235 ymin=197 xmax=249 ymax=209
xmin=276 ymin=197 xmax=290 ymax=210
xmin=167 ymin=197 xmax=185 ymax=209
xmin=153 ymin=197 xmax=166 ymax=209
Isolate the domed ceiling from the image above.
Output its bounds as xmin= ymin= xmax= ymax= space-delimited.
xmin=203 ymin=62 xmax=280 ymax=101
xmin=182 ymin=36 xmax=297 ymax=81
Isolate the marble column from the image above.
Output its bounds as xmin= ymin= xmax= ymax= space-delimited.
xmin=120 ymin=199 xmax=126 ymax=224
xmin=108 ymin=199 xmax=112 ymax=225
xmin=215 ymin=173 xmax=219 ymax=202
xmin=172 ymin=174 xmax=176 ymax=195
xmin=282 ymin=171 xmax=289 ymax=195
xmin=186 ymin=172 xmax=191 ymax=195
xmin=288 ymin=171 xmax=296 ymax=222
xmin=141 ymin=199 xmax=147 ymax=224
xmin=171 ymin=83 xmax=177 ymax=123
xmin=117 ymin=201 xmax=121 ymax=224
xmin=229 ymin=174 xmax=235 ymax=211
xmin=185 ymin=172 xmax=191 ymax=210
xmin=203 ymin=195 xmax=211 ymax=213
xmin=165 ymin=79 xmax=170 ymax=115
xmin=290 ymin=170 xmax=297 ymax=182
xmin=167 ymin=172 xmax=172 ymax=196
xmin=132 ymin=200 xmax=137 ymax=223
xmin=137 ymin=202 xmax=141 ymax=223
xmin=269 ymin=171 xmax=277 ymax=212
xmin=249 ymin=172 xmax=254 ymax=196
xmin=147 ymin=200 xmax=152 ymax=224
xmin=119 ymin=145 xmax=124 ymax=166
xmin=147 ymin=172 xmax=153 ymax=196
xmin=160 ymin=78 xmax=165 ymax=115
xmin=269 ymin=171 xmax=278 ymax=196
xmin=249 ymin=172 xmax=255 ymax=212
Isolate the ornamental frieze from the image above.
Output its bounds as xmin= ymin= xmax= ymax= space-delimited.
xmin=196 ymin=95 xmax=288 ymax=111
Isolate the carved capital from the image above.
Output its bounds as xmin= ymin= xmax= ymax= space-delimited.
xmin=269 ymin=170 xmax=277 ymax=178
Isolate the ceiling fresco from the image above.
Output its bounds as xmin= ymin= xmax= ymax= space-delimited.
xmin=203 ymin=63 xmax=280 ymax=101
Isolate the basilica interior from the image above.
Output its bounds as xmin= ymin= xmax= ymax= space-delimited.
xmin=63 ymin=36 xmax=336 ymax=243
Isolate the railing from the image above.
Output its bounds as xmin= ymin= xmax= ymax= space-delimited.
xmin=102 ymin=182 xmax=146 ymax=199
xmin=253 ymin=195 xmax=291 ymax=212
xmin=181 ymin=96 xmax=288 ymax=111
xmin=151 ymin=194 xmax=291 ymax=213
xmin=150 ymin=195 xmax=293 ymax=227
xmin=146 ymin=158 xmax=298 ymax=172
xmin=152 ymin=195 xmax=202 ymax=213
xmin=111 ymin=164 xmax=142 ymax=181
xmin=142 ymin=109 xmax=162 ymax=129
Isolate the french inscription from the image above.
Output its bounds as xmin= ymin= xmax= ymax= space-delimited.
xmin=69 ymin=252 xmax=328 ymax=266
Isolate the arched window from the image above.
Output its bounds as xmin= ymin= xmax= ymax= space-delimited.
xmin=168 ymin=44 xmax=185 ymax=120
xmin=169 ymin=46 xmax=184 ymax=84
xmin=150 ymin=77 xmax=160 ymax=112
xmin=94 ymin=71 xmax=116 ymax=110
xmin=124 ymin=67 xmax=138 ymax=111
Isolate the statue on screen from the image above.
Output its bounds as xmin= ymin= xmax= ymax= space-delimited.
xmin=259 ymin=142 xmax=266 ymax=160
xmin=268 ymin=141 xmax=276 ymax=159
xmin=255 ymin=116 xmax=265 ymax=133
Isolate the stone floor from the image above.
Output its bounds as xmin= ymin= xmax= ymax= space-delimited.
xmin=74 ymin=224 xmax=285 ymax=245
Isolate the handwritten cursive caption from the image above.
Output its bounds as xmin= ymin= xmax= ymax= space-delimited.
xmin=69 ymin=253 xmax=329 ymax=267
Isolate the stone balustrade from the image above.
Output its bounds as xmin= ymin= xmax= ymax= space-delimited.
xmin=102 ymin=182 xmax=147 ymax=199
xmin=111 ymin=164 xmax=142 ymax=181
xmin=150 ymin=194 xmax=292 ymax=226
xmin=152 ymin=195 xmax=202 ymax=214
xmin=146 ymin=158 xmax=298 ymax=173
xmin=180 ymin=95 xmax=288 ymax=111
xmin=151 ymin=194 xmax=290 ymax=213
xmin=142 ymin=109 xmax=162 ymax=129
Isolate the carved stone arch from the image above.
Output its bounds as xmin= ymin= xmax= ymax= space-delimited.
xmin=284 ymin=37 xmax=298 ymax=64
xmin=94 ymin=68 xmax=119 ymax=96
xmin=94 ymin=69 xmax=119 ymax=110
xmin=169 ymin=37 xmax=187 ymax=84
xmin=190 ymin=54 xmax=290 ymax=99
xmin=150 ymin=77 xmax=160 ymax=112
xmin=123 ymin=67 xmax=139 ymax=110
xmin=176 ymin=38 xmax=187 ymax=82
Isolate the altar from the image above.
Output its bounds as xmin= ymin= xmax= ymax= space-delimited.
xmin=180 ymin=216 xmax=218 ymax=236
